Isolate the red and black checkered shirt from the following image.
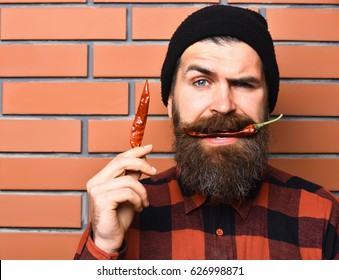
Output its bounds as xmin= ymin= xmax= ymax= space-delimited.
xmin=75 ymin=165 xmax=339 ymax=260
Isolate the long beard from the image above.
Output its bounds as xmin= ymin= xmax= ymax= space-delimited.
xmin=172 ymin=106 xmax=270 ymax=205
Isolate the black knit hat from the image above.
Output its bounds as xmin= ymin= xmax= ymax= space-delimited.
xmin=160 ymin=5 xmax=279 ymax=113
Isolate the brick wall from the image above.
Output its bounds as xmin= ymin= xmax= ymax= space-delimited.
xmin=0 ymin=0 xmax=338 ymax=260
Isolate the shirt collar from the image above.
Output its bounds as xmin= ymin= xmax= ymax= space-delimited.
xmin=181 ymin=189 xmax=255 ymax=220
xmin=230 ymin=198 xmax=253 ymax=220
xmin=183 ymin=192 xmax=208 ymax=214
xmin=175 ymin=169 xmax=208 ymax=214
xmin=176 ymin=167 xmax=263 ymax=219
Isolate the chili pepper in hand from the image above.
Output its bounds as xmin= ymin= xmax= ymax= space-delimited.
xmin=183 ymin=114 xmax=283 ymax=138
xmin=130 ymin=80 xmax=150 ymax=148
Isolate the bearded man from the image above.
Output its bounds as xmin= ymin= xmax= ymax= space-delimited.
xmin=75 ymin=5 xmax=338 ymax=260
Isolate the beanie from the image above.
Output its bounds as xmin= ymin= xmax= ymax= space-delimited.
xmin=160 ymin=5 xmax=279 ymax=113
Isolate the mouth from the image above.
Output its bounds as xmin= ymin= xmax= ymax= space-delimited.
xmin=183 ymin=126 xmax=254 ymax=138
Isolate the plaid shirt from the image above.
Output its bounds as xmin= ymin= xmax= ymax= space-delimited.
xmin=75 ymin=165 xmax=339 ymax=260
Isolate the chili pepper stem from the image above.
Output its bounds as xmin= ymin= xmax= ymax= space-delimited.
xmin=253 ymin=114 xmax=283 ymax=130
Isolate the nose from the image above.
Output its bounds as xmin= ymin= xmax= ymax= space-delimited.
xmin=209 ymin=84 xmax=236 ymax=115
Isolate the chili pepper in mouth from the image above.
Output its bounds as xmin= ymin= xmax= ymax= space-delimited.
xmin=130 ymin=80 xmax=150 ymax=148
xmin=183 ymin=114 xmax=283 ymax=138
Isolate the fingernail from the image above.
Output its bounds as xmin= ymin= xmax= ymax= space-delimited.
xmin=144 ymin=144 xmax=152 ymax=149
xmin=152 ymin=167 xmax=157 ymax=174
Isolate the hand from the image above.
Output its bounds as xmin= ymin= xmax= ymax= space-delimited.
xmin=86 ymin=144 xmax=156 ymax=253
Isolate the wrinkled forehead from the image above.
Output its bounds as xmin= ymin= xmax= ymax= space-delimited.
xmin=177 ymin=39 xmax=266 ymax=81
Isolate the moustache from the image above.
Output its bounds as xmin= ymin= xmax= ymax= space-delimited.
xmin=180 ymin=113 xmax=255 ymax=137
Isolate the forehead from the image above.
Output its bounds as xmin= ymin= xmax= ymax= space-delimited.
xmin=179 ymin=39 xmax=264 ymax=75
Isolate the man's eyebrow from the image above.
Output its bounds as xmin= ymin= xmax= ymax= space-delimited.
xmin=184 ymin=65 xmax=215 ymax=76
xmin=184 ymin=65 xmax=263 ymax=85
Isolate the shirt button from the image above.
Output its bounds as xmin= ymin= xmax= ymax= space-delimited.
xmin=216 ymin=228 xmax=223 ymax=236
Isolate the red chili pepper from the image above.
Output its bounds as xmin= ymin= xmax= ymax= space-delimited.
xmin=130 ymin=80 xmax=150 ymax=148
xmin=183 ymin=114 xmax=283 ymax=138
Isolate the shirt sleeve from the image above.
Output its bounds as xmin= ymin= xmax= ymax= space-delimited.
xmin=325 ymin=198 xmax=339 ymax=260
xmin=74 ymin=223 xmax=126 ymax=260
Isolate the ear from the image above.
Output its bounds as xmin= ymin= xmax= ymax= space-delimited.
xmin=167 ymin=94 xmax=173 ymax=119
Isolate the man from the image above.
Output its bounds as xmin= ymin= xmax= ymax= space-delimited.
xmin=75 ymin=5 xmax=338 ymax=259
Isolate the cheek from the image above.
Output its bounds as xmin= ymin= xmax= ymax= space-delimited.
xmin=237 ymin=93 xmax=267 ymax=122
xmin=174 ymin=95 xmax=210 ymax=123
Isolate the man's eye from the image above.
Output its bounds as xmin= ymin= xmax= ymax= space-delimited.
xmin=193 ymin=79 xmax=209 ymax=87
xmin=233 ymin=81 xmax=254 ymax=88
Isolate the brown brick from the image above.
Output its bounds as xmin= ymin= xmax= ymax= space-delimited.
xmin=93 ymin=44 xmax=167 ymax=77
xmin=132 ymin=7 xmax=199 ymax=40
xmin=0 ymin=120 xmax=81 ymax=152
xmin=273 ymin=83 xmax=339 ymax=116
xmin=0 ymin=157 xmax=108 ymax=191
xmin=1 ymin=7 xmax=126 ymax=40
xmin=0 ymin=232 xmax=82 ymax=260
xmin=88 ymin=119 xmax=173 ymax=152
xmin=270 ymin=120 xmax=339 ymax=153
xmin=0 ymin=194 xmax=81 ymax=228
xmin=267 ymin=8 xmax=339 ymax=41
xmin=276 ymin=46 xmax=339 ymax=78
xmin=2 ymin=82 xmax=129 ymax=115
xmin=0 ymin=45 xmax=87 ymax=77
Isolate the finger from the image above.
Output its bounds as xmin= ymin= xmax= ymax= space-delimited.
xmin=112 ymin=145 xmax=155 ymax=177
xmin=103 ymin=188 xmax=145 ymax=212
xmin=88 ymin=176 xmax=149 ymax=208
xmin=125 ymin=169 xmax=142 ymax=181
xmin=87 ymin=145 xmax=156 ymax=187
xmin=118 ymin=144 xmax=154 ymax=158
xmin=115 ymin=157 xmax=157 ymax=176
xmin=91 ymin=186 xmax=144 ymax=215
xmin=88 ymin=158 xmax=156 ymax=188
